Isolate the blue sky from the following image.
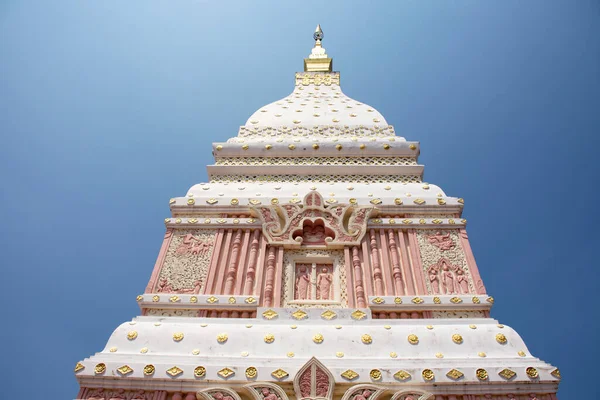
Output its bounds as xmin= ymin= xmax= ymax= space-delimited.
xmin=0 ymin=1 xmax=598 ymax=398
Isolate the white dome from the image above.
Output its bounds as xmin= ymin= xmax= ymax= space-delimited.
xmin=245 ymin=73 xmax=387 ymax=129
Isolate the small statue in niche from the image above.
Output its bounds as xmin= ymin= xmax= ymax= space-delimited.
xmin=317 ymin=267 xmax=333 ymax=300
xmin=428 ymin=266 xmax=441 ymax=294
xmin=441 ymin=263 xmax=456 ymax=294
xmin=260 ymin=388 xmax=279 ymax=400
xmin=427 ymin=231 xmax=455 ymax=251
xmin=353 ymin=389 xmax=373 ymax=400
xmin=294 ymin=265 xmax=311 ymax=300
xmin=456 ymin=268 xmax=470 ymax=294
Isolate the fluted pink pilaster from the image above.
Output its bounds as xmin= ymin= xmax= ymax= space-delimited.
xmin=352 ymin=246 xmax=367 ymax=307
xmin=243 ymin=230 xmax=261 ymax=294
xmin=145 ymin=229 xmax=174 ymax=293
xmin=234 ymin=229 xmax=252 ymax=295
xmin=397 ymin=230 xmax=416 ymax=295
xmin=369 ymin=229 xmax=384 ymax=295
xmin=263 ymin=246 xmax=277 ymax=307
xmin=388 ymin=229 xmax=405 ymax=295
xmin=224 ymin=229 xmax=243 ymax=294
xmin=458 ymin=228 xmax=487 ymax=294
xmin=202 ymin=228 xmax=225 ymax=294
xmin=344 ymin=247 xmax=355 ymax=307
xmin=407 ymin=229 xmax=428 ymax=294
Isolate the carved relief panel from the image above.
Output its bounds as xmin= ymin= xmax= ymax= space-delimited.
xmin=283 ymin=250 xmax=346 ymax=307
xmin=416 ymin=229 xmax=476 ymax=295
xmin=155 ymin=229 xmax=216 ymax=293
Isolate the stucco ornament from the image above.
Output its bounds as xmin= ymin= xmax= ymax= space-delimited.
xmin=293 ymin=357 xmax=335 ymax=400
xmin=253 ymin=191 xmax=375 ymax=247
xmin=244 ymin=383 xmax=289 ymax=400
xmin=198 ymin=388 xmax=242 ymax=400
xmin=341 ymin=385 xmax=386 ymax=400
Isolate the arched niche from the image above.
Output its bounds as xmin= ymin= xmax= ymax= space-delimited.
xmin=197 ymin=388 xmax=242 ymax=400
xmin=341 ymin=384 xmax=387 ymax=400
xmin=293 ymin=357 xmax=335 ymax=400
xmin=243 ymin=383 xmax=289 ymax=400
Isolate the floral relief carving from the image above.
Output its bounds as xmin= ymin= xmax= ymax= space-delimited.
xmin=145 ymin=309 xmax=199 ymax=317
xmin=156 ymin=229 xmax=216 ymax=293
xmin=340 ymin=385 xmax=386 ymax=400
xmin=416 ymin=230 xmax=474 ymax=295
xmin=293 ymin=357 xmax=334 ymax=400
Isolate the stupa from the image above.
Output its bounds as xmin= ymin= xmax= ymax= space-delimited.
xmin=74 ymin=26 xmax=561 ymax=400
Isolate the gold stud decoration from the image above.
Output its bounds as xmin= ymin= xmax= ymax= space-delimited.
xmin=117 ymin=365 xmax=133 ymax=376
xmin=370 ymin=198 xmax=382 ymax=205
xmin=433 ymin=296 xmax=441 ymax=304
xmin=412 ymin=297 xmax=424 ymax=304
xmin=217 ymin=333 xmax=228 ymax=343
xmin=264 ymin=333 xmax=275 ymax=344
xmin=446 ymin=369 xmax=464 ymax=380
xmin=190 ymin=296 xmax=198 ymax=303
xmin=394 ymin=198 xmax=403 ymax=205
xmin=271 ymin=368 xmax=289 ymax=380
xmin=321 ymin=310 xmax=337 ymax=320
xmin=450 ymin=297 xmax=463 ymax=304
xmin=292 ymin=309 xmax=308 ymax=320
xmin=228 ymin=296 xmax=236 ymax=304
xmin=262 ymin=309 xmax=278 ymax=320
xmin=472 ymin=296 xmax=481 ymax=304
xmin=469 ymin=324 xmax=477 ymax=329
xmin=372 ymin=297 xmax=385 ymax=304
xmin=383 ymin=144 xmax=390 ymax=150
xmin=136 ymin=295 xmax=143 ymax=301
xmin=422 ymin=369 xmax=435 ymax=381
xmin=478 ymin=352 xmax=487 ymax=357
xmin=370 ymin=369 xmax=382 ymax=380
xmin=245 ymin=296 xmax=256 ymax=304
xmin=194 ymin=366 xmax=206 ymax=378
xmin=245 ymin=366 xmax=257 ymax=379
xmin=526 ymin=367 xmax=539 ymax=379
xmin=394 ymin=370 xmax=411 ymax=381
xmin=169 ymin=296 xmax=179 ymax=303
xmin=140 ymin=347 xmax=148 ymax=353
xmin=409 ymin=144 xmax=417 ymax=150
xmin=144 ymin=364 xmax=155 ymax=376
xmin=341 ymin=369 xmax=359 ymax=380
xmin=152 ymin=295 xmax=159 ymax=302
xmin=172 ymin=332 xmax=184 ymax=342
xmin=452 ymin=334 xmax=463 ymax=344
xmin=312 ymin=143 xmax=319 ymax=149
xmin=109 ymin=347 xmax=117 ymax=352
xmin=313 ymin=333 xmax=324 ymax=344
xmin=288 ymin=144 xmax=296 ymax=150
xmin=487 ymin=296 xmax=495 ymax=304
xmin=437 ymin=198 xmax=446 ymax=205
xmin=336 ymin=351 xmax=344 ymax=358
xmin=359 ymin=144 xmax=366 ymax=149
xmin=265 ymin=144 xmax=272 ymax=150
xmin=551 ymin=368 xmax=561 ymax=379
xmin=218 ymin=367 xmax=235 ymax=379
xmin=496 ymin=333 xmax=507 ymax=344
xmin=498 ymin=368 xmax=516 ymax=380
xmin=390 ymin=351 xmax=398 ymax=358
xmin=518 ymin=350 xmax=526 ymax=357
xmin=94 ymin=363 xmax=106 ymax=374
xmin=187 ymin=198 xmax=195 ymax=205
xmin=476 ymin=368 xmax=488 ymax=380
xmin=206 ymin=198 xmax=218 ymax=205
xmin=191 ymin=349 xmax=200 ymax=355
xmin=414 ymin=198 xmax=425 ymax=205
xmin=127 ymin=331 xmax=138 ymax=340
xmin=336 ymin=144 xmax=343 ymax=151
xmin=216 ymin=145 xmax=223 ymax=151
xmin=270 ymin=198 xmax=279 ymax=205
xmin=74 ymin=362 xmax=85 ymax=373
xmin=361 ymin=334 xmax=373 ymax=344
xmin=351 ymin=310 xmax=367 ymax=320
xmin=426 ymin=325 xmax=434 ymax=330
xmin=408 ymin=334 xmax=419 ymax=344
xmin=394 ymin=297 xmax=402 ymax=304
xmin=287 ymin=352 xmax=295 ymax=358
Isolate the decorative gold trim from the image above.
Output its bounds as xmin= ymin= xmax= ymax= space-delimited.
xmin=313 ymin=333 xmax=324 ymax=344
xmin=412 ymin=297 xmax=424 ymax=304
xmin=74 ymin=362 xmax=85 ymax=373
xmin=407 ymin=334 xmax=419 ymax=344
xmin=166 ymin=366 xmax=183 ymax=377
xmin=551 ymin=368 xmax=561 ymax=379
xmin=422 ymin=369 xmax=435 ymax=381
xmin=321 ymin=310 xmax=337 ymax=320
xmin=341 ymin=369 xmax=359 ymax=380
xmin=433 ymin=296 xmax=441 ymax=304
xmin=127 ymin=331 xmax=138 ymax=340
xmin=450 ymin=297 xmax=463 ymax=304
xmin=264 ymin=333 xmax=275 ymax=344
xmin=173 ymin=332 xmax=184 ymax=342
xmin=390 ymin=351 xmax=398 ymax=358
xmin=144 ymin=364 xmax=155 ymax=376
xmin=218 ymin=367 xmax=235 ymax=379
xmin=446 ymin=369 xmax=463 ymax=380
xmin=372 ymin=297 xmax=385 ymax=304
xmin=190 ymin=296 xmax=198 ymax=303
xmin=394 ymin=370 xmax=411 ymax=381
xmin=526 ymin=367 xmax=539 ymax=379
xmin=498 ymin=368 xmax=516 ymax=380
xmin=245 ymin=366 xmax=257 ymax=379
xmin=495 ymin=333 xmax=507 ymax=344
xmin=271 ymin=368 xmax=289 ymax=380
xmin=94 ymin=363 xmax=106 ymax=374
xmin=361 ymin=334 xmax=373 ymax=344
xmin=207 ymin=296 xmax=218 ymax=304
xmin=245 ymin=296 xmax=256 ymax=304
xmin=476 ymin=368 xmax=488 ymax=380
xmin=136 ymin=295 xmax=143 ymax=301
xmin=194 ymin=366 xmax=206 ymax=378
xmin=292 ymin=309 xmax=308 ymax=320
xmin=452 ymin=334 xmax=463 ymax=344
xmin=169 ymin=295 xmax=179 ymax=303
xmin=370 ymin=369 xmax=382 ymax=380
xmin=262 ymin=309 xmax=278 ymax=320
xmin=217 ymin=333 xmax=228 ymax=343
xmin=117 ymin=365 xmax=133 ymax=376
xmin=351 ymin=310 xmax=367 ymax=320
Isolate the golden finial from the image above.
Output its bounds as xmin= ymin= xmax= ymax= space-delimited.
xmin=305 ymin=24 xmax=332 ymax=72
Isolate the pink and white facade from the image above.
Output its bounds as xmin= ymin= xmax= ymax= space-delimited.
xmin=74 ymin=27 xmax=561 ymax=400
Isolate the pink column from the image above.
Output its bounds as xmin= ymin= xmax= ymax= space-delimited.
xmin=272 ymin=247 xmax=284 ymax=307
xmin=407 ymin=229 xmax=428 ymax=294
xmin=234 ymin=229 xmax=252 ymax=294
xmin=352 ymin=246 xmax=367 ymax=308
xmin=388 ymin=229 xmax=405 ymax=295
xmin=378 ymin=229 xmax=394 ymax=295
xmin=253 ymin=236 xmax=268 ymax=296
xmin=243 ymin=230 xmax=261 ymax=294
xmin=223 ymin=229 xmax=243 ymax=294
xmin=458 ymin=228 xmax=487 ymax=294
xmin=369 ymin=229 xmax=384 ymax=295
xmin=397 ymin=230 xmax=416 ymax=295
xmin=145 ymin=229 xmax=174 ymax=293
xmin=213 ymin=229 xmax=233 ymax=293
xmin=263 ymin=246 xmax=277 ymax=307
xmin=202 ymin=229 xmax=225 ymax=294
xmin=344 ymin=247 xmax=355 ymax=307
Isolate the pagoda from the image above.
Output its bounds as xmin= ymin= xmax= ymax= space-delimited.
xmin=74 ymin=26 xmax=561 ymax=400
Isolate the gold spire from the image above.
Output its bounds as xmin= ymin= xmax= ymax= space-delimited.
xmin=304 ymin=24 xmax=333 ymax=72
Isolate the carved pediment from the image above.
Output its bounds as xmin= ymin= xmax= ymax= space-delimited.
xmin=253 ymin=192 xmax=375 ymax=247
xmin=293 ymin=357 xmax=335 ymax=400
